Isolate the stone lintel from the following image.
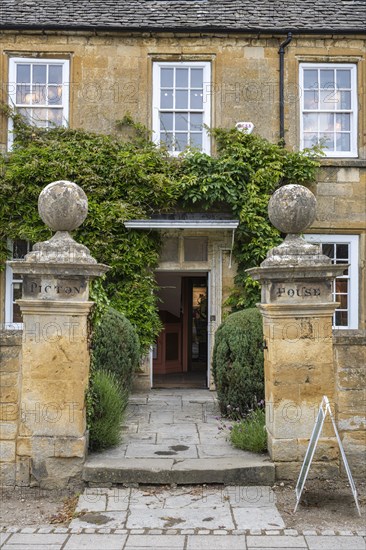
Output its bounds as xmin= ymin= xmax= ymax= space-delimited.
xmin=17 ymin=300 xmax=93 ymax=316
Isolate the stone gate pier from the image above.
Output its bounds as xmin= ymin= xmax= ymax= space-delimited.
xmin=6 ymin=181 xmax=108 ymax=488
xmin=248 ymin=184 xmax=347 ymax=479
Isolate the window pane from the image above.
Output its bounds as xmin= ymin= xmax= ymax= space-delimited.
xmin=31 ymin=109 xmax=49 ymax=127
xmin=16 ymin=84 xmax=30 ymax=104
xmin=320 ymin=69 xmax=335 ymax=89
xmin=160 ymin=238 xmax=179 ymax=262
xmin=161 ymin=89 xmax=173 ymax=108
xmin=303 ymin=113 xmax=318 ymax=132
xmin=322 ymin=243 xmax=334 ymax=258
xmin=175 ymin=90 xmax=188 ymax=109
xmin=160 ymin=132 xmax=173 ymax=148
xmin=48 ymin=65 xmax=62 ymax=84
xmin=13 ymin=303 xmax=23 ymax=323
xmin=335 ymin=294 xmax=348 ymax=309
xmin=337 ymin=69 xmax=351 ymax=89
xmin=175 ymin=133 xmax=188 ymax=151
xmin=33 ymin=84 xmax=47 ymax=105
xmin=184 ymin=237 xmax=208 ymax=261
xmin=336 ymin=243 xmax=349 ymax=259
xmin=16 ymin=64 xmax=30 ymax=83
xmin=176 ymin=68 xmax=188 ymax=87
xmin=320 ymin=90 xmax=335 ymax=110
xmin=340 ymin=91 xmax=351 ymax=109
xmin=304 ymin=90 xmax=318 ymax=109
xmin=160 ymin=112 xmax=173 ymax=131
xmin=13 ymin=240 xmax=29 ymax=259
xmin=336 ymin=114 xmax=350 ymax=131
xmin=335 ymin=310 xmax=348 ymax=326
xmin=161 ymin=68 xmax=174 ymax=87
xmin=13 ymin=283 xmax=22 ymax=301
xmin=190 ymin=113 xmax=203 ymax=130
xmin=303 ymin=133 xmax=318 ymax=148
xmin=17 ymin=107 xmax=32 ymax=123
xmin=336 ymin=133 xmax=350 ymax=152
xmin=175 ymin=113 xmax=188 ymax=131
xmin=336 ymin=279 xmax=348 ymax=293
xmin=190 ymin=133 xmax=202 ymax=149
xmin=33 ymin=64 xmax=47 ymax=83
xmin=303 ymin=69 xmax=318 ymax=89
xmin=191 ymin=68 xmax=203 ymax=88
xmin=319 ymin=133 xmax=334 ymax=150
xmin=47 ymin=109 xmax=63 ymax=126
xmin=190 ymin=90 xmax=203 ymax=109
xmin=166 ymin=332 xmax=179 ymax=361
xmin=319 ymin=113 xmax=334 ymax=132
xmin=48 ymin=85 xmax=62 ymax=105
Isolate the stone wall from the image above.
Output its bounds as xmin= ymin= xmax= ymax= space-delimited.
xmin=0 ymin=330 xmax=22 ymax=486
xmin=334 ymin=331 xmax=366 ymax=477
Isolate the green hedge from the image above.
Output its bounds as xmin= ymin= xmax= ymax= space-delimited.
xmin=92 ymin=307 xmax=141 ymax=391
xmin=212 ymin=308 xmax=264 ymax=417
xmin=88 ymin=370 xmax=127 ymax=451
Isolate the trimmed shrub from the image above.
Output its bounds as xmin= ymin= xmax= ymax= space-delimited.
xmin=230 ymin=408 xmax=267 ymax=453
xmin=212 ymin=308 xmax=264 ymax=417
xmin=92 ymin=307 xmax=141 ymax=390
xmin=87 ymin=369 xmax=128 ymax=451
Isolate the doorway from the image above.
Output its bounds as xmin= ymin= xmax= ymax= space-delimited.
xmin=153 ymin=272 xmax=208 ymax=389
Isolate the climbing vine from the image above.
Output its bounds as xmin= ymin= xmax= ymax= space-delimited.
xmin=0 ymin=108 xmax=322 ymax=348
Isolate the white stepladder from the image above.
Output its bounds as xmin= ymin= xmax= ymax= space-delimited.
xmin=294 ymin=395 xmax=361 ymax=516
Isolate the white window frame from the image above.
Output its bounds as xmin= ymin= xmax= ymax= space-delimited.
xmin=299 ymin=63 xmax=358 ymax=158
xmin=304 ymin=234 xmax=359 ymax=329
xmin=5 ymin=239 xmax=32 ymax=330
xmin=152 ymin=61 xmax=211 ymax=155
xmin=8 ymin=57 xmax=70 ymax=149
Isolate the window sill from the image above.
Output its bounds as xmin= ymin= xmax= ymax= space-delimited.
xmin=319 ymin=158 xmax=366 ymax=168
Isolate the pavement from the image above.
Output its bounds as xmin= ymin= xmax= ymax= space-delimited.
xmin=1 ymin=390 xmax=365 ymax=548
xmin=83 ymin=390 xmax=274 ymax=485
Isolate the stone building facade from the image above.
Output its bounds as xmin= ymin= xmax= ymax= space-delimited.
xmin=0 ymin=1 xmax=365 ymax=480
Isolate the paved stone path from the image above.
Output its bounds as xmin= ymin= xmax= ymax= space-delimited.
xmin=83 ymin=390 xmax=274 ymax=484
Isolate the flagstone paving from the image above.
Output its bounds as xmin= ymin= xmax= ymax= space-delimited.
xmin=83 ymin=390 xmax=274 ymax=485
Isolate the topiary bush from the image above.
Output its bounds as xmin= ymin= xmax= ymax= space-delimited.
xmin=87 ymin=369 xmax=128 ymax=451
xmin=212 ymin=307 xmax=264 ymax=417
xmin=91 ymin=307 xmax=141 ymax=391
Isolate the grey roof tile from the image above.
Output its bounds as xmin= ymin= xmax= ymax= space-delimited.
xmin=0 ymin=0 xmax=365 ymax=33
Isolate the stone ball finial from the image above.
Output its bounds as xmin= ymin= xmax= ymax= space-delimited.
xmin=268 ymin=184 xmax=316 ymax=234
xmin=38 ymin=180 xmax=88 ymax=232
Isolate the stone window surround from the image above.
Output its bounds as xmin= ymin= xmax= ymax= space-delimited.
xmin=299 ymin=61 xmax=358 ymax=158
xmin=7 ymin=55 xmax=70 ymax=149
xmin=152 ymin=60 xmax=211 ymax=155
xmin=304 ymin=233 xmax=359 ymax=330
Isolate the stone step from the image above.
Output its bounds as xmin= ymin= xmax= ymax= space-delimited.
xmin=83 ymin=455 xmax=275 ymax=485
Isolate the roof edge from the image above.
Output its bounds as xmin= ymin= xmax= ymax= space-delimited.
xmin=0 ymin=24 xmax=365 ymax=35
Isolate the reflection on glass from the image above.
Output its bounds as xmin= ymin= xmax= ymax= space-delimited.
xmin=336 ymin=113 xmax=350 ymax=131
xmin=49 ymin=65 xmax=62 ymax=84
xmin=337 ymin=70 xmax=351 ymax=89
xmin=303 ymin=133 xmax=318 ymax=148
xmin=336 ymin=279 xmax=348 ymax=293
xmin=322 ymin=243 xmax=334 ymax=258
xmin=191 ymin=68 xmax=203 ymax=88
xmin=336 ymin=244 xmax=349 ymax=259
xmin=320 ymin=90 xmax=336 ymax=110
xmin=48 ymin=85 xmax=62 ymax=105
xmin=161 ymin=89 xmax=173 ymax=109
xmin=303 ymin=113 xmax=318 ymax=132
xmin=160 ymin=112 xmax=173 ymax=131
xmin=335 ymin=310 xmax=348 ymax=326
xmin=33 ymin=64 xmax=47 ymax=84
xmin=190 ymin=90 xmax=203 ymax=109
xmin=16 ymin=85 xmax=31 ymax=104
xmin=190 ymin=113 xmax=203 ymax=130
xmin=319 ymin=113 xmax=334 ymax=132
xmin=303 ymin=69 xmax=318 ymax=89
xmin=336 ymin=133 xmax=350 ymax=152
xmin=175 ymin=133 xmax=188 ymax=151
xmin=335 ymin=294 xmax=348 ymax=309
xmin=319 ymin=133 xmax=334 ymax=150
xmin=176 ymin=90 xmax=188 ymax=109
xmin=340 ymin=91 xmax=351 ymax=109
xmin=190 ymin=133 xmax=202 ymax=149
xmin=17 ymin=64 xmax=30 ymax=84
xmin=175 ymin=113 xmax=188 ymax=131
xmin=304 ymin=90 xmax=318 ymax=109
xmin=176 ymin=68 xmax=189 ymax=88
xmin=320 ymin=70 xmax=334 ymax=89
xmin=161 ymin=68 xmax=174 ymax=87
xmin=160 ymin=132 xmax=173 ymax=148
